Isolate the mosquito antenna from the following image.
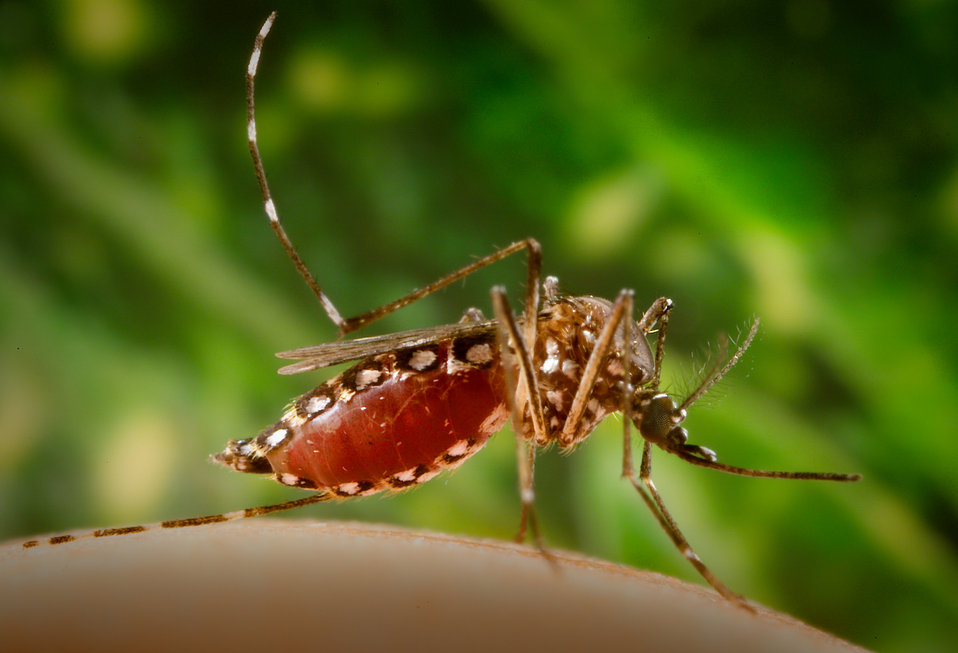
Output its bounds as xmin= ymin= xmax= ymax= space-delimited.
xmin=688 ymin=331 xmax=730 ymax=398
xmin=247 ymin=12 xmax=347 ymax=333
xmin=678 ymin=317 xmax=759 ymax=413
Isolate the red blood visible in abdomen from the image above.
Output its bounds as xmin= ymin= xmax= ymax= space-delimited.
xmin=268 ymin=363 xmax=507 ymax=488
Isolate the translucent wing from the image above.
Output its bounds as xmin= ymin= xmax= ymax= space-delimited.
xmin=275 ymin=320 xmax=499 ymax=375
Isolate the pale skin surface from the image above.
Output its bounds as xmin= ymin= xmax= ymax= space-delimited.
xmin=1 ymin=520 xmax=871 ymax=653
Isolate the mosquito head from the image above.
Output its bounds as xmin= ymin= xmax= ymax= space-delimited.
xmin=632 ymin=317 xmax=759 ymax=462
xmin=633 ymin=390 xmax=717 ymax=461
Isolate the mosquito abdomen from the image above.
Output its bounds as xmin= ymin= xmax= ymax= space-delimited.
xmin=214 ymin=336 xmax=509 ymax=497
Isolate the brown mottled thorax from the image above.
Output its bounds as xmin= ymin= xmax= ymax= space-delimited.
xmin=520 ymin=295 xmax=655 ymax=449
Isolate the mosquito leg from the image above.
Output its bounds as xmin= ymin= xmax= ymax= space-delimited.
xmin=491 ymin=286 xmax=549 ymax=550
xmin=491 ymin=287 xmax=548 ymax=452
xmin=621 ymin=440 xmax=753 ymax=610
xmin=558 ymin=289 xmax=634 ymax=447
xmin=519 ymin=240 xmax=542 ymax=359
xmin=542 ymin=275 xmax=560 ymax=302
xmin=513 ymin=433 xmax=540 ymax=545
xmin=21 ymin=493 xmax=331 ymax=549
xmin=248 ymin=16 xmax=542 ymax=337
xmin=247 ymin=13 xmax=346 ymax=330
xmin=340 ymin=239 xmax=542 ymax=334
xmin=636 ymin=297 xmax=673 ymax=389
xmin=620 ymin=294 xmax=637 ymax=480
xmin=497 ymin=239 xmax=543 ymax=443
xmin=516 ymin=241 xmax=543 ymax=479
xmin=636 ymin=297 xmax=672 ymax=333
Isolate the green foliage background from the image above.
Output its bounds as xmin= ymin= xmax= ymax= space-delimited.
xmin=2 ymin=2 xmax=957 ymax=650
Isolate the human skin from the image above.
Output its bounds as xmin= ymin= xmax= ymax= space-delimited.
xmin=0 ymin=520 xmax=870 ymax=653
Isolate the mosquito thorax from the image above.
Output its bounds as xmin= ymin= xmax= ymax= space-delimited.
xmin=539 ymin=292 xmax=655 ymax=379
xmin=523 ymin=293 xmax=655 ymax=447
xmin=539 ymin=278 xmax=655 ymax=390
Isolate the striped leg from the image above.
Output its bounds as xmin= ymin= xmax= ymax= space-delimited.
xmin=491 ymin=286 xmax=549 ymax=548
xmin=247 ymin=13 xmax=542 ymax=337
xmin=22 ymin=494 xmax=331 ymax=549
xmin=624 ymin=441 xmax=754 ymax=610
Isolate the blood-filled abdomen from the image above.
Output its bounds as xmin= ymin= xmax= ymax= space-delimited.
xmin=214 ymin=336 xmax=509 ymax=498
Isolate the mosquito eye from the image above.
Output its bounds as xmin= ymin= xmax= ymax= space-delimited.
xmin=638 ymin=394 xmax=677 ymax=442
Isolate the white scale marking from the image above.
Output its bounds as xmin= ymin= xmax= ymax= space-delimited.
xmin=306 ymin=395 xmax=331 ymax=415
xmin=466 ymin=344 xmax=493 ymax=365
xmin=337 ymin=482 xmax=360 ymax=496
xmin=540 ymin=356 xmax=559 ymax=374
xmin=393 ymin=468 xmax=418 ymax=482
xmin=355 ymin=368 xmax=382 ymax=389
xmin=446 ymin=440 xmax=469 ymax=458
xmin=265 ymin=428 xmax=288 ymax=448
xmin=265 ymin=198 xmax=278 ymax=224
xmin=409 ymin=349 xmax=437 ymax=371
xmin=541 ymin=338 xmax=561 ymax=373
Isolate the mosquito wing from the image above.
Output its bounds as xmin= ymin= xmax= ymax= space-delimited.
xmin=275 ymin=320 xmax=499 ymax=375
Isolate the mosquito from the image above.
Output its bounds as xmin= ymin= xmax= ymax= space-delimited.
xmin=22 ymin=12 xmax=861 ymax=610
